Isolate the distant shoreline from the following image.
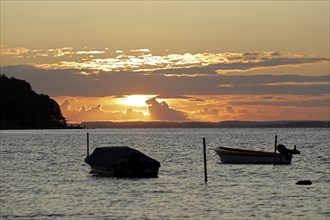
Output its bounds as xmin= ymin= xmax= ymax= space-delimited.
xmin=78 ymin=120 xmax=330 ymax=129
xmin=2 ymin=121 xmax=329 ymax=130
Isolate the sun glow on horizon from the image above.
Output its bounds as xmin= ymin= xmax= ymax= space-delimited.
xmin=121 ymin=95 xmax=154 ymax=107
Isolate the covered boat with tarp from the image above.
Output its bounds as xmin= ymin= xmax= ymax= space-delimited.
xmin=85 ymin=146 xmax=160 ymax=178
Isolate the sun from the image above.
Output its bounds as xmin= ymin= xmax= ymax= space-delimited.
xmin=121 ymin=95 xmax=153 ymax=107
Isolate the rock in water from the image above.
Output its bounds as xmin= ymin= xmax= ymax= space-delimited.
xmin=296 ymin=180 xmax=312 ymax=185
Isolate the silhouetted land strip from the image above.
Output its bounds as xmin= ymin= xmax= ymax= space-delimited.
xmin=0 ymin=75 xmax=67 ymax=129
xmin=81 ymin=120 xmax=330 ymax=129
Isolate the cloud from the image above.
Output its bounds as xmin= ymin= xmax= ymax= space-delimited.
xmin=130 ymin=49 xmax=151 ymax=53
xmin=61 ymin=98 xmax=189 ymax=122
xmin=156 ymin=95 xmax=191 ymax=99
xmin=199 ymin=108 xmax=219 ymax=116
xmin=58 ymin=95 xmax=330 ymax=122
xmin=76 ymin=50 xmax=105 ymax=55
xmin=189 ymin=107 xmax=220 ymax=121
xmin=230 ymin=96 xmax=330 ymax=107
xmin=153 ymin=54 xmax=329 ymax=75
xmin=125 ymin=108 xmax=145 ymax=120
xmin=226 ymin=106 xmax=236 ymax=114
xmin=60 ymin=101 xmax=147 ymax=122
xmin=1 ymin=45 xmax=30 ymax=56
xmin=190 ymin=98 xmax=204 ymax=102
xmin=2 ymin=46 xmax=328 ymax=74
xmin=146 ymin=97 xmax=187 ymax=121
xmin=46 ymin=47 xmax=74 ymax=57
xmin=263 ymin=82 xmax=329 ymax=86
xmin=1 ymin=65 xmax=329 ymax=97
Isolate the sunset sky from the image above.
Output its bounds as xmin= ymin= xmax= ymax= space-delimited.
xmin=1 ymin=1 xmax=329 ymax=123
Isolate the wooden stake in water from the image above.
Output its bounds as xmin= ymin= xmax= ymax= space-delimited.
xmin=203 ymin=138 xmax=208 ymax=183
xmin=273 ymin=135 xmax=277 ymax=166
xmin=87 ymin=132 xmax=90 ymax=157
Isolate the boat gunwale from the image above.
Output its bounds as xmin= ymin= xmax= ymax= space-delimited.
xmin=214 ymin=146 xmax=282 ymax=158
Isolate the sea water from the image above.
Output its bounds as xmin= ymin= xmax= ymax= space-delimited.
xmin=0 ymin=128 xmax=329 ymax=219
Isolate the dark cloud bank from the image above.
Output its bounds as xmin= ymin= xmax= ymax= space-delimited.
xmin=1 ymin=65 xmax=329 ymax=97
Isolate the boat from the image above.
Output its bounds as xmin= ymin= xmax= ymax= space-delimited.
xmin=85 ymin=146 xmax=161 ymax=178
xmin=214 ymin=145 xmax=300 ymax=165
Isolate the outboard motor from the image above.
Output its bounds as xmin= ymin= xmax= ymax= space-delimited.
xmin=292 ymin=145 xmax=300 ymax=155
xmin=276 ymin=144 xmax=300 ymax=155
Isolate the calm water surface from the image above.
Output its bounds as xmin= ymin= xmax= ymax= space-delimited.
xmin=1 ymin=128 xmax=329 ymax=219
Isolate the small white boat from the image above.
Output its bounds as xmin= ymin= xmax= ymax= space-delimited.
xmin=214 ymin=146 xmax=298 ymax=165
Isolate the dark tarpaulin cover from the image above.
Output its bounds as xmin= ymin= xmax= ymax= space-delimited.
xmin=85 ymin=146 xmax=160 ymax=169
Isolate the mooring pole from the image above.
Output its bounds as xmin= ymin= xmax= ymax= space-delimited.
xmin=87 ymin=132 xmax=90 ymax=157
xmin=203 ymin=138 xmax=208 ymax=183
xmin=273 ymin=135 xmax=277 ymax=166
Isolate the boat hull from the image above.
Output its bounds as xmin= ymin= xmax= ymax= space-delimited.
xmin=214 ymin=146 xmax=292 ymax=164
xmin=89 ymin=164 xmax=159 ymax=178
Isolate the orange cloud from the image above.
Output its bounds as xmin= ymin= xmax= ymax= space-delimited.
xmin=264 ymin=82 xmax=329 ymax=86
xmin=0 ymin=45 xmax=30 ymax=56
xmin=55 ymin=94 xmax=330 ymax=123
xmin=189 ymin=108 xmax=220 ymax=122
xmin=146 ymin=98 xmax=187 ymax=121
xmin=60 ymin=100 xmax=148 ymax=123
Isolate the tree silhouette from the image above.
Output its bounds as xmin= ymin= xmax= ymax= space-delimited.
xmin=0 ymin=75 xmax=67 ymax=129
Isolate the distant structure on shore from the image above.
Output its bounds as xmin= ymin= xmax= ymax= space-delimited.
xmin=0 ymin=75 xmax=67 ymax=129
xmin=80 ymin=120 xmax=330 ymax=129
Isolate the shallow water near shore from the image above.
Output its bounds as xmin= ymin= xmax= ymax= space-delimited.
xmin=1 ymin=128 xmax=329 ymax=219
